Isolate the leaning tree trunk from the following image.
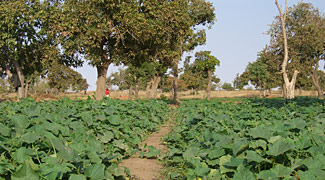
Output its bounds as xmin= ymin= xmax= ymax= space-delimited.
xmin=24 ymin=80 xmax=31 ymax=98
xmin=151 ymin=75 xmax=161 ymax=99
xmin=95 ymin=61 xmax=110 ymax=100
xmin=207 ymin=69 xmax=212 ymax=100
xmin=311 ymin=73 xmax=323 ymax=100
xmin=13 ymin=60 xmax=25 ymax=100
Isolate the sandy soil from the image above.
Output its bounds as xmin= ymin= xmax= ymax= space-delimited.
xmin=119 ymin=112 xmax=175 ymax=180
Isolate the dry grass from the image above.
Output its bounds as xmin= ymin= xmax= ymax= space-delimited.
xmin=0 ymin=90 xmax=319 ymax=101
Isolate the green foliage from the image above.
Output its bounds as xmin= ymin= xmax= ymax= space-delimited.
xmin=0 ymin=98 xmax=170 ymax=179
xmin=195 ymin=51 xmax=220 ymax=73
xmin=221 ymin=82 xmax=234 ymax=91
xmin=163 ymin=97 xmax=325 ymax=179
xmin=47 ymin=62 xmax=88 ymax=93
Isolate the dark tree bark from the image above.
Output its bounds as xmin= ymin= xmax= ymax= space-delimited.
xmin=13 ymin=60 xmax=25 ymax=100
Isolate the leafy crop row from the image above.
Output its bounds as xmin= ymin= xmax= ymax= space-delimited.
xmin=0 ymin=98 xmax=170 ymax=179
xmin=163 ymin=97 xmax=325 ymax=179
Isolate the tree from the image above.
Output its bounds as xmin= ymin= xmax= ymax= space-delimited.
xmin=195 ymin=51 xmax=220 ymax=100
xmin=285 ymin=3 xmax=325 ymax=99
xmin=222 ymin=83 xmax=234 ymax=91
xmin=47 ymin=62 xmax=89 ymax=93
xmin=57 ymin=0 xmax=140 ymax=100
xmin=0 ymin=1 xmax=56 ymax=99
xmin=274 ymin=0 xmax=303 ymax=99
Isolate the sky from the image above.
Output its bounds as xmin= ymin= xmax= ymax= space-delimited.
xmin=74 ymin=0 xmax=325 ymax=91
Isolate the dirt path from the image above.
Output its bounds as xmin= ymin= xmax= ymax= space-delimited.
xmin=119 ymin=110 xmax=175 ymax=180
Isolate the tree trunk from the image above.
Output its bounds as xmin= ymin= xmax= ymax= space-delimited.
xmin=134 ymin=74 xmax=139 ymax=99
xmin=24 ymin=80 xmax=31 ymax=98
xmin=172 ymin=63 xmax=180 ymax=105
xmin=13 ymin=60 xmax=25 ymax=99
xmin=128 ymin=85 xmax=133 ymax=100
xmin=275 ymin=0 xmax=301 ymax=99
xmin=95 ymin=61 xmax=110 ymax=100
xmin=311 ymin=73 xmax=323 ymax=100
xmin=283 ymin=70 xmax=299 ymax=99
xmin=151 ymin=75 xmax=161 ymax=99
xmin=207 ymin=69 xmax=212 ymax=100
xmin=146 ymin=79 xmax=153 ymax=98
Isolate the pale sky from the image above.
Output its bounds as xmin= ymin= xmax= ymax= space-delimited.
xmin=75 ymin=0 xmax=325 ymax=91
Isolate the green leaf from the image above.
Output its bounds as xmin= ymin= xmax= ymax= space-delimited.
xmin=146 ymin=146 xmax=161 ymax=158
xmin=11 ymin=115 xmax=30 ymax=129
xmin=11 ymin=160 xmax=39 ymax=180
xmin=108 ymin=115 xmax=121 ymax=125
xmin=85 ymin=164 xmax=105 ymax=180
xmin=98 ymin=131 xmax=114 ymax=143
xmin=257 ymin=170 xmax=277 ymax=180
xmin=246 ymin=151 xmax=264 ymax=163
xmin=233 ymin=165 xmax=256 ymax=180
xmin=21 ymin=133 xmax=41 ymax=143
xmin=0 ymin=123 xmax=10 ymax=136
xmin=13 ymin=148 xmax=31 ymax=163
xmin=271 ymin=164 xmax=293 ymax=178
xmin=233 ymin=138 xmax=249 ymax=156
xmin=68 ymin=174 xmax=87 ymax=180
xmin=249 ymin=126 xmax=272 ymax=140
xmin=289 ymin=118 xmax=306 ymax=130
xmin=267 ymin=139 xmax=293 ymax=156
xmin=219 ymin=155 xmax=235 ymax=174
xmin=249 ymin=139 xmax=267 ymax=150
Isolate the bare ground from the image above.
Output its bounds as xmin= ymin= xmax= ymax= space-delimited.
xmin=119 ymin=110 xmax=175 ymax=180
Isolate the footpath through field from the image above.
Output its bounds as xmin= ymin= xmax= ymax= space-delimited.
xmin=119 ymin=105 xmax=177 ymax=180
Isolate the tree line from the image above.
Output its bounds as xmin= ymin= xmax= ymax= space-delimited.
xmin=0 ymin=0 xmax=218 ymax=103
xmin=1 ymin=0 xmax=324 ymax=102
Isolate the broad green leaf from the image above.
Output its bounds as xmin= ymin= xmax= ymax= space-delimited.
xmin=11 ymin=160 xmax=39 ymax=180
xmin=0 ymin=123 xmax=10 ymax=136
xmin=108 ymin=115 xmax=121 ymax=125
xmin=183 ymin=147 xmax=200 ymax=160
xmin=13 ymin=148 xmax=30 ymax=163
xmin=219 ymin=155 xmax=235 ymax=174
xmin=68 ymin=174 xmax=86 ymax=180
xmin=257 ymin=170 xmax=277 ymax=180
xmin=208 ymin=147 xmax=225 ymax=159
xmin=246 ymin=151 xmax=264 ymax=163
xmin=297 ymin=170 xmax=317 ymax=180
xmin=21 ymin=133 xmax=41 ymax=143
xmin=98 ymin=131 xmax=114 ymax=143
xmin=233 ymin=165 xmax=256 ymax=180
xmin=11 ymin=115 xmax=30 ymax=129
xmin=146 ymin=146 xmax=161 ymax=158
xmin=233 ymin=138 xmax=248 ymax=156
xmin=267 ymin=139 xmax=293 ymax=156
xmin=271 ymin=164 xmax=293 ymax=178
xmin=249 ymin=139 xmax=267 ymax=150
xmin=249 ymin=126 xmax=272 ymax=140
xmin=85 ymin=164 xmax=105 ymax=180
xmin=289 ymin=118 xmax=306 ymax=130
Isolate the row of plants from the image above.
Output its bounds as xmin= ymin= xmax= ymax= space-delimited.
xmin=0 ymin=97 xmax=170 ymax=179
xmin=163 ymin=97 xmax=325 ymax=179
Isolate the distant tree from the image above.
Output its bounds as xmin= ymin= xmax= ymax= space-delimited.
xmin=195 ymin=51 xmax=220 ymax=100
xmin=47 ymin=62 xmax=88 ymax=93
xmin=222 ymin=83 xmax=234 ymax=91
xmin=233 ymin=73 xmax=248 ymax=90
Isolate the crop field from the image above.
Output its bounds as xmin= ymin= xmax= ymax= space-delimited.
xmin=0 ymin=98 xmax=170 ymax=179
xmin=0 ymin=97 xmax=324 ymax=180
xmin=163 ymin=97 xmax=325 ymax=179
